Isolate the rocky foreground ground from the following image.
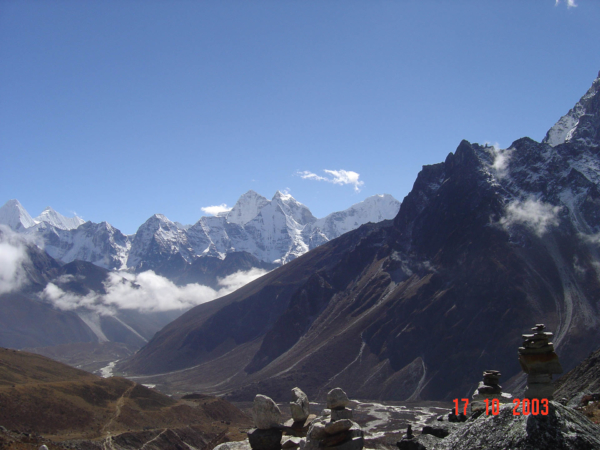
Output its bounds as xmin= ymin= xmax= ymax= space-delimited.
xmin=216 ymin=381 xmax=600 ymax=450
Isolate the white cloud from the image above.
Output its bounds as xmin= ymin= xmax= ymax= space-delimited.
xmin=488 ymin=144 xmax=514 ymax=180
xmin=201 ymin=204 xmax=232 ymax=216
xmin=216 ymin=267 xmax=268 ymax=294
xmin=555 ymin=0 xmax=577 ymax=8
xmin=0 ymin=225 xmax=32 ymax=294
xmin=500 ymin=198 xmax=561 ymax=236
xmin=0 ymin=241 xmax=28 ymax=294
xmin=43 ymin=267 xmax=269 ymax=314
xmin=298 ymin=169 xmax=365 ymax=192
xmin=579 ymin=232 xmax=600 ymax=245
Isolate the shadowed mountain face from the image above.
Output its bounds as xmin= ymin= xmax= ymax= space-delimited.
xmin=121 ymin=74 xmax=600 ymax=402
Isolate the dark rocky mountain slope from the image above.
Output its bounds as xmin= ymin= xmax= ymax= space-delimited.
xmin=556 ymin=345 xmax=600 ymax=402
xmin=121 ymin=73 xmax=600 ymax=403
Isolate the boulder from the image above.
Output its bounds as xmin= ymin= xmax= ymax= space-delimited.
xmin=308 ymin=421 xmax=328 ymax=440
xmin=214 ymin=442 xmax=252 ymax=450
xmin=290 ymin=387 xmax=310 ymax=422
xmin=252 ymin=394 xmax=282 ymax=430
xmin=283 ymin=414 xmax=315 ymax=436
xmin=327 ymin=388 xmax=350 ymax=410
xmin=324 ymin=419 xmax=353 ymax=435
xmin=281 ymin=436 xmax=302 ymax=449
xmin=248 ymin=428 xmax=283 ymax=450
xmin=422 ymin=425 xmax=450 ymax=438
xmin=331 ymin=408 xmax=353 ymax=421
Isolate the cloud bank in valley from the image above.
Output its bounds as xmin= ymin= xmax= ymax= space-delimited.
xmin=42 ymin=267 xmax=268 ymax=315
xmin=0 ymin=225 xmax=33 ymax=294
xmin=298 ymin=169 xmax=365 ymax=192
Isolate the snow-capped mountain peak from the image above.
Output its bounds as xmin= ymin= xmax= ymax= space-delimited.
xmin=226 ymin=190 xmax=269 ymax=225
xmin=271 ymin=191 xmax=316 ymax=226
xmin=34 ymin=206 xmax=85 ymax=230
xmin=309 ymin=193 xmax=401 ymax=239
xmin=127 ymin=213 xmax=193 ymax=270
xmin=543 ymin=72 xmax=600 ymax=148
xmin=272 ymin=190 xmax=292 ymax=201
xmin=0 ymin=199 xmax=37 ymax=231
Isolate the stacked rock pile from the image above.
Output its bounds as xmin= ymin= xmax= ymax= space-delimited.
xmin=290 ymin=387 xmax=310 ymax=423
xmin=470 ymin=370 xmax=511 ymax=413
xmin=518 ymin=324 xmax=563 ymax=400
xmin=248 ymin=394 xmax=284 ymax=450
xmin=304 ymin=388 xmax=364 ymax=450
xmin=396 ymin=424 xmax=424 ymax=450
xmin=283 ymin=387 xmax=313 ymax=439
xmin=241 ymin=388 xmax=317 ymax=450
xmin=281 ymin=387 xmax=316 ymax=447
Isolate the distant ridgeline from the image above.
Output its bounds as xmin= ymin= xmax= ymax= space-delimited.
xmin=0 ymin=192 xmax=400 ymax=271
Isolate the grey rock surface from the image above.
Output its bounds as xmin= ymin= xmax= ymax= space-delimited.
xmin=331 ymin=408 xmax=353 ymax=421
xmin=435 ymin=401 xmax=600 ymax=450
xmin=324 ymin=419 xmax=353 ymax=435
xmin=307 ymin=420 xmax=327 ymax=440
xmin=214 ymin=442 xmax=252 ymax=450
xmin=252 ymin=394 xmax=282 ymax=430
xmin=327 ymin=388 xmax=350 ymax=410
xmin=290 ymin=387 xmax=310 ymax=422
xmin=281 ymin=436 xmax=302 ymax=449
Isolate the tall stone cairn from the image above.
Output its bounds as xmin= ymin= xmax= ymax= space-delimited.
xmin=518 ymin=324 xmax=563 ymax=400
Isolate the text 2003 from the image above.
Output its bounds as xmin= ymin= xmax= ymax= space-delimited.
xmin=453 ymin=398 xmax=549 ymax=416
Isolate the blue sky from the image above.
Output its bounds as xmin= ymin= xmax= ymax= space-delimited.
xmin=1 ymin=0 xmax=599 ymax=234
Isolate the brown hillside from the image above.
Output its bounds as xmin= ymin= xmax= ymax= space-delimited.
xmin=0 ymin=348 xmax=250 ymax=449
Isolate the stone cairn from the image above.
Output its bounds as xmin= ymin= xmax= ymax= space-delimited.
xmin=470 ymin=370 xmax=510 ymax=414
xmin=396 ymin=424 xmax=426 ymax=450
xmin=305 ymin=388 xmax=364 ymax=450
xmin=281 ymin=387 xmax=314 ymax=448
xmin=518 ymin=324 xmax=563 ymax=400
xmin=248 ymin=394 xmax=284 ymax=450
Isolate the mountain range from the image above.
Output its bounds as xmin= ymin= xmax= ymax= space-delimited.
xmin=0 ymin=192 xmax=400 ymax=271
xmin=0 ymin=192 xmax=399 ymax=355
xmin=120 ymin=72 xmax=600 ymax=403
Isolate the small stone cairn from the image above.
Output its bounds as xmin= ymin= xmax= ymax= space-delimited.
xmin=470 ymin=370 xmax=511 ymax=413
xmin=396 ymin=424 xmax=426 ymax=450
xmin=290 ymin=387 xmax=310 ymax=423
xmin=248 ymin=394 xmax=284 ymax=450
xmin=305 ymin=388 xmax=364 ymax=450
xmin=282 ymin=387 xmax=315 ymax=445
xmin=518 ymin=324 xmax=563 ymax=400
